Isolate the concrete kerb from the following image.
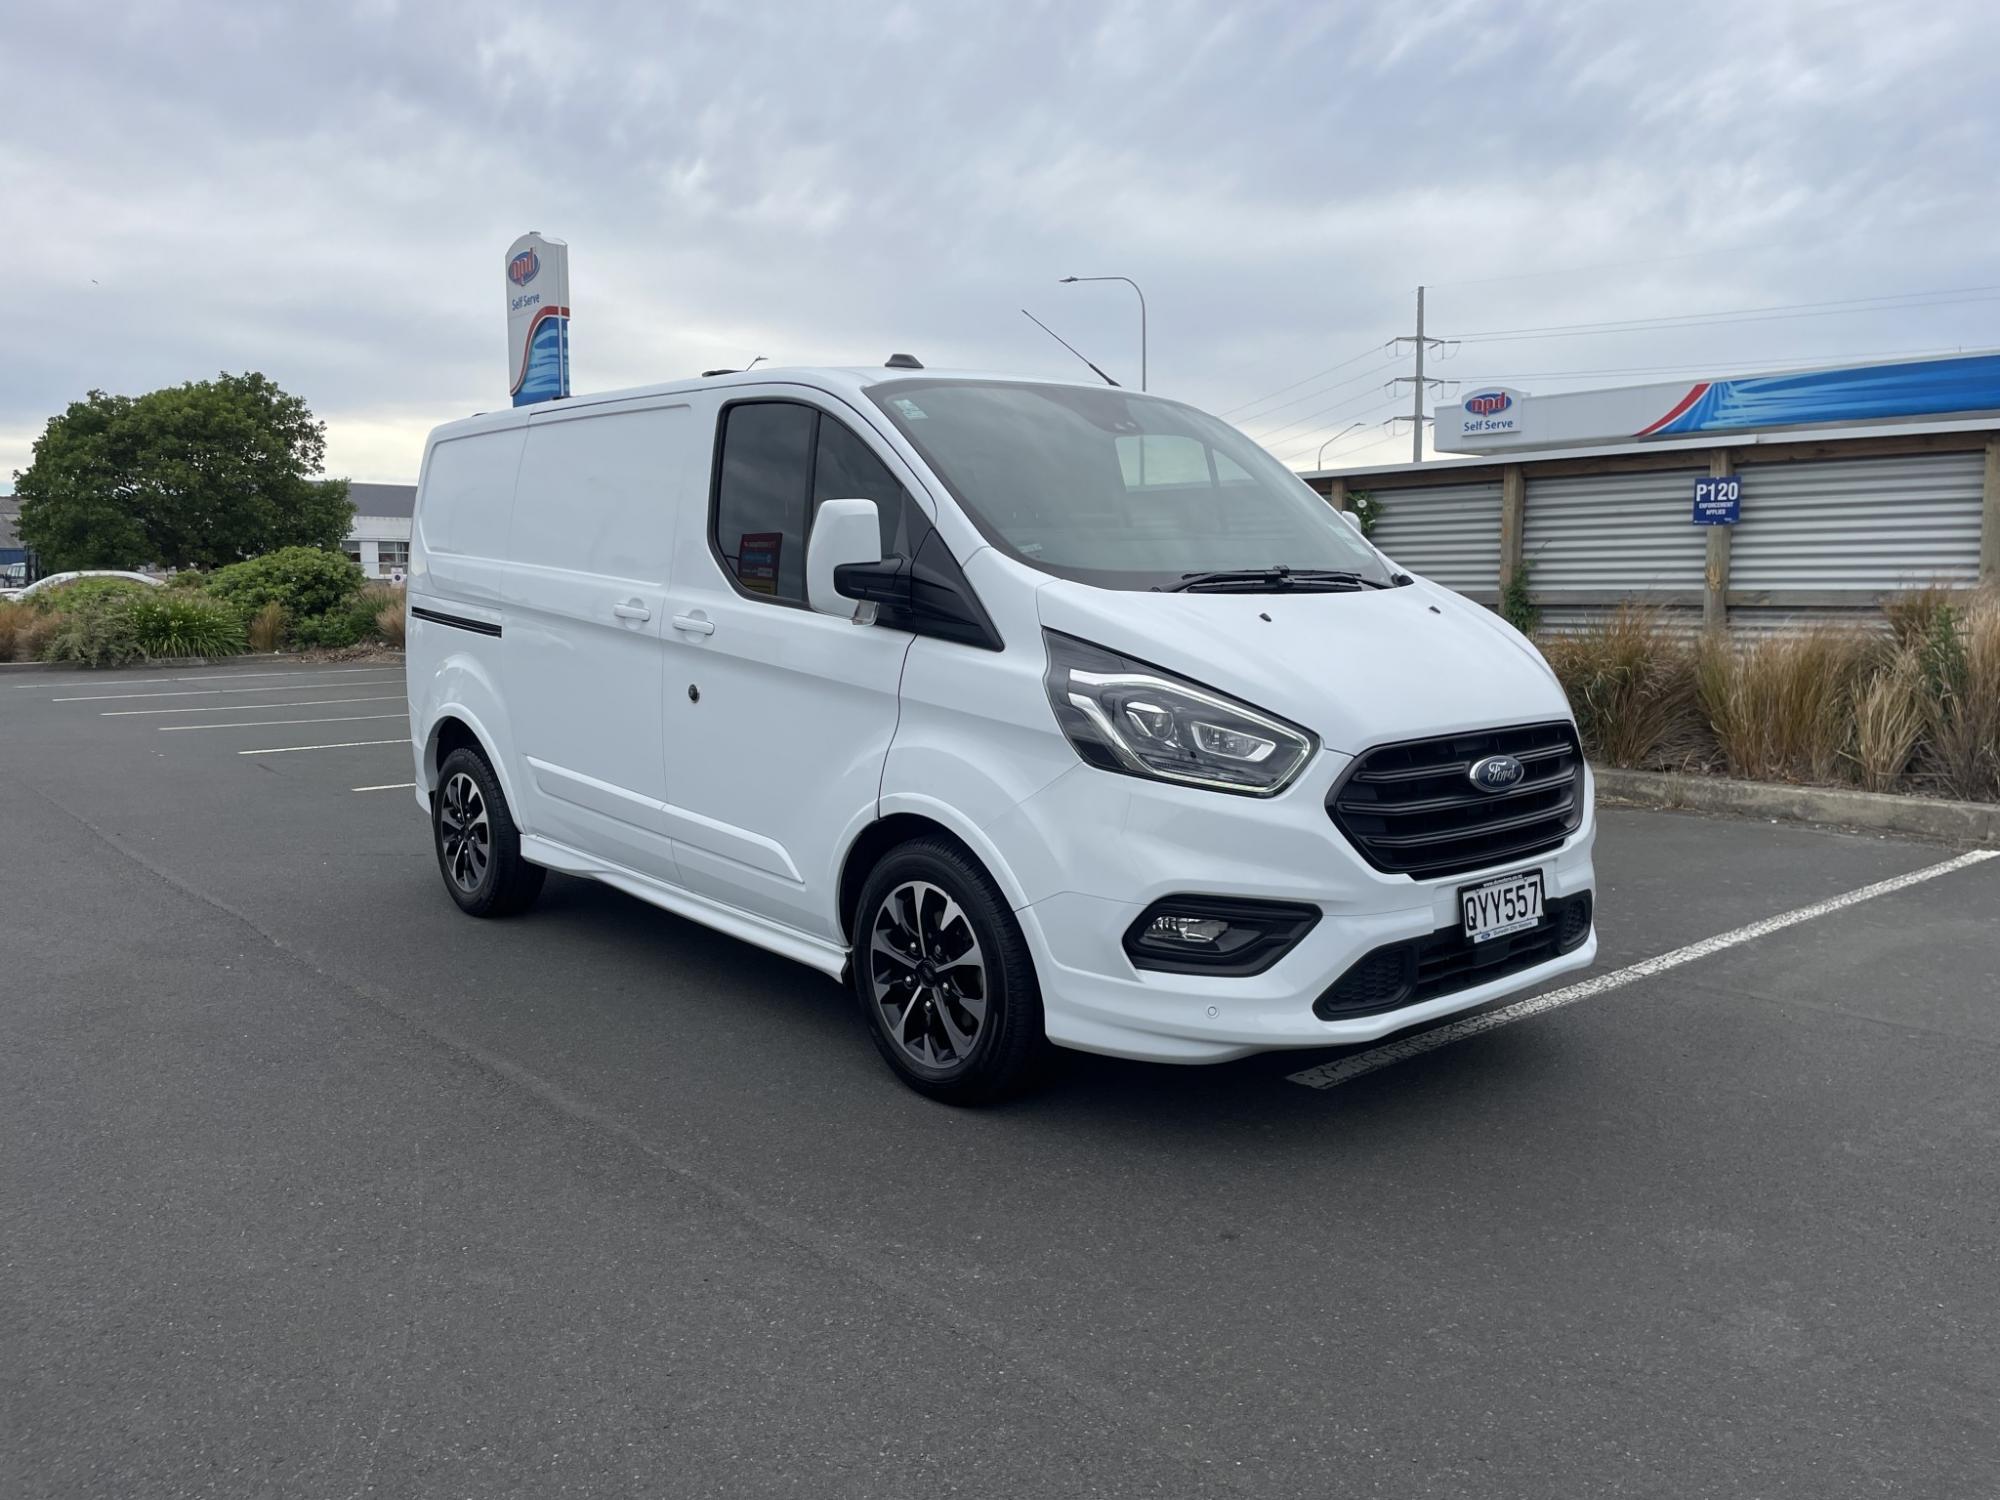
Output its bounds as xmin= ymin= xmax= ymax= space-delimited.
xmin=0 ymin=650 xmax=405 ymax=673
xmin=1594 ymin=766 xmax=2000 ymax=847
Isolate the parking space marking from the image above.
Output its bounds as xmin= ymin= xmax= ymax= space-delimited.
xmin=1287 ymin=849 xmax=2000 ymax=1091
xmin=160 ymin=713 xmax=408 ymax=732
xmin=238 ymin=738 xmax=408 ymax=756
xmin=352 ymin=782 xmax=418 ymax=793
xmin=105 ymin=695 xmax=403 ymax=716
xmin=19 ymin=666 xmax=395 ymax=691
xmin=54 ymin=675 xmax=401 ymax=703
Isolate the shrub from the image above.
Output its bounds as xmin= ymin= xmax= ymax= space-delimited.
xmin=358 ymin=583 xmax=405 ymax=647
xmin=247 ymin=601 xmax=287 ymax=653
xmin=124 ymin=595 xmax=248 ymax=660
xmin=1852 ymin=649 xmax=1926 ymax=793
xmin=15 ymin=610 xmax=65 ymax=662
xmin=204 ymin=546 xmax=362 ymax=622
xmin=290 ymin=611 xmax=366 ymax=649
xmin=166 ymin=569 xmax=209 ymax=591
xmin=1913 ymin=593 xmax=2000 ymax=801
xmin=1540 ymin=606 xmax=1702 ymax=770
xmin=38 ymin=593 xmax=146 ymax=668
xmin=375 ymin=597 xmax=406 ymax=647
xmin=1882 ymin=586 xmax=1957 ymax=654
xmin=0 ymin=600 xmax=28 ymax=662
xmin=1697 ymin=626 xmax=1880 ymax=784
xmin=28 ymin=576 xmax=155 ymax=614
xmin=1499 ymin=562 xmax=1539 ymax=636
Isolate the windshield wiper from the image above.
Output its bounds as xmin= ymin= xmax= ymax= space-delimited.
xmin=1157 ymin=566 xmax=1392 ymax=593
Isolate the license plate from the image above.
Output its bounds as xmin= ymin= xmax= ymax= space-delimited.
xmin=1459 ymin=870 xmax=1544 ymax=944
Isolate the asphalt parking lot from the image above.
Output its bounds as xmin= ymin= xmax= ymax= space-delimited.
xmin=4 ymin=657 xmax=1997 ymax=1499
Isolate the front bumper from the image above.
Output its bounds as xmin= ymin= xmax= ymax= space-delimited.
xmin=994 ymin=755 xmax=1599 ymax=1064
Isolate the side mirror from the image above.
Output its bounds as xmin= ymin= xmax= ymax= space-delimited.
xmin=1337 ymin=508 xmax=1363 ymax=533
xmin=807 ymin=498 xmax=883 ymax=617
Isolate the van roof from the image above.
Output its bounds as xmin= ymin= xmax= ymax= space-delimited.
xmin=425 ymin=367 xmax=1122 ymax=444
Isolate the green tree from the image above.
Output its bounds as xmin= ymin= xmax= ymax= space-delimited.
xmin=13 ymin=372 xmax=354 ymax=570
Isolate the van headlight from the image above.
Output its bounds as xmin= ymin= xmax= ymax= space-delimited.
xmin=1042 ymin=630 xmax=1317 ymax=796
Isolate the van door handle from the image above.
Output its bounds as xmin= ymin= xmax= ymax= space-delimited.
xmin=613 ymin=600 xmax=651 ymax=622
xmin=671 ymin=612 xmax=716 ymax=636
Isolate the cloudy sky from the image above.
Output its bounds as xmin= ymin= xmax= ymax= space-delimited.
xmin=7 ymin=0 xmax=1999 ymax=488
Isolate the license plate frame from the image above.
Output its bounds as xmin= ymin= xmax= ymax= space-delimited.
xmin=1458 ymin=869 xmax=1545 ymax=945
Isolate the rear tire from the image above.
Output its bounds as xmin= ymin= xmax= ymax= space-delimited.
xmin=851 ymin=837 xmax=1047 ymax=1104
xmin=433 ymin=747 xmax=545 ymax=918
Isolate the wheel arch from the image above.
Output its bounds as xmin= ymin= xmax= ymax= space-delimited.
xmin=836 ymin=810 xmax=1024 ymax=944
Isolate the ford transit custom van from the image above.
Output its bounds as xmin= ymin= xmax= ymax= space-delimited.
xmin=406 ymin=364 xmax=1596 ymax=1101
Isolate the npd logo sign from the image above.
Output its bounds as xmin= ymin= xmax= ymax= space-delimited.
xmin=1460 ymin=386 xmax=1523 ymax=437
xmin=508 ymin=249 xmax=540 ymax=287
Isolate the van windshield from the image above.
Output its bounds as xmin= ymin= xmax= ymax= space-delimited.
xmin=865 ymin=379 xmax=1391 ymax=591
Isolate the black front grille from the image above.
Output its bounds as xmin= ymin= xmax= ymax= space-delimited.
xmin=1328 ymin=721 xmax=1584 ymax=880
xmin=1316 ymin=892 xmax=1592 ymax=1021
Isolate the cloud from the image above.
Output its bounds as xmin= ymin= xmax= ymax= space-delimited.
xmin=4 ymin=0 xmax=1998 ymax=485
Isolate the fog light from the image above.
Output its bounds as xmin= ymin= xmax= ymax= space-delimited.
xmin=1123 ymin=897 xmax=1322 ymax=977
xmin=1148 ymin=914 xmax=1230 ymax=946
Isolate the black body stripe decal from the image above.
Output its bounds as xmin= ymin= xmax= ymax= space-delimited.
xmin=411 ymin=606 xmax=503 ymax=638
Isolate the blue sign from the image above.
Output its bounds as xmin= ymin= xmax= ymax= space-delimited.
xmin=1693 ymin=476 xmax=1741 ymax=525
xmin=1640 ymin=351 xmax=2000 ymax=438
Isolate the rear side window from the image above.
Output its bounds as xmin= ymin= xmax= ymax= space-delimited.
xmin=512 ymin=405 xmax=688 ymax=581
xmin=712 ymin=401 xmax=914 ymax=603
xmin=419 ymin=428 xmax=526 ymax=557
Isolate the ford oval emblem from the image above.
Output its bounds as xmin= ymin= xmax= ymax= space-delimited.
xmin=1465 ymin=389 xmax=1512 ymax=417
xmin=1468 ymin=754 xmax=1525 ymax=793
xmin=509 ymin=249 xmax=540 ymax=287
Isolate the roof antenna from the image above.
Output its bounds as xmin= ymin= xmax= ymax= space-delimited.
xmin=745 ymin=354 xmax=767 ymax=370
xmin=1020 ymin=309 xmax=1120 ymax=387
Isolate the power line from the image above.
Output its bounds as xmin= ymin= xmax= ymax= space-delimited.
xmin=1221 ymin=356 xmax=1405 ymax=426
xmin=1440 ymin=284 xmax=2000 ymax=344
xmin=1219 ymin=340 xmax=1395 ymax=418
xmin=1283 ymin=418 xmax=1400 ymax=470
xmin=1422 ymin=243 xmax=1783 ymax=292
xmin=1243 ymin=381 xmax=1416 ymax=448
xmin=1268 ymin=395 xmax=1406 ymax=461
xmin=1447 ymin=342 xmax=1987 ymax=386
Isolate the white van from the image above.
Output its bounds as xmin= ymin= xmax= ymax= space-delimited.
xmin=406 ymin=363 xmax=1596 ymax=1101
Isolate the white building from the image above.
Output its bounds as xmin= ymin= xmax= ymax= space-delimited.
xmin=342 ymin=482 xmax=415 ymax=578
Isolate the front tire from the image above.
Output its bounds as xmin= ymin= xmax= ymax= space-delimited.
xmin=432 ymin=747 xmax=546 ymax=918
xmin=851 ymin=837 xmax=1046 ymax=1104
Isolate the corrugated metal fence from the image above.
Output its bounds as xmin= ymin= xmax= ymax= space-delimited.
xmin=1366 ymin=481 xmax=1503 ymax=599
xmin=1345 ymin=438 xmax=1993 ymax=630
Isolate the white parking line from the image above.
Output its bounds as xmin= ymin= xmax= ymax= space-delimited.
xmin=54 ymin=675 xmax=401 ymax=703
xmin=164 ymin=666 xmax=398 ymax=682
xmin=105 ymin=695 xmax=402 ymax=716
xmin=352 ymin=782 xmax=418 ymax=793
xmin=1287 ymin=849 xmax=2000 ymax=1091
xmin=161 ymin=713 xmax=408 ymax=732
xmin=25 ymin=666 xmax=395 ymax=690
xmin=238 ymin=738 xmax=408 ymax=756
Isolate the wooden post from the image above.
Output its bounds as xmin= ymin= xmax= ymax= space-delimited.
xmin=1326 ymin=476 xmax=1350 ymax=513
xmin=1982 ymin=434 xmax=2000 ymax=587
xmin=1498 ymin=464 xmax=1526 ymax=591
xmin=1705 ymin=449 xmax=1734 ymax=634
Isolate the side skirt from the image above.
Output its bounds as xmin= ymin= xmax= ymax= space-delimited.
xmin=518 ymin=833 xmax=850 ymax=980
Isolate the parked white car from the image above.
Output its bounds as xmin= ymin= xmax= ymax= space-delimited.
xmin=405 ymin=364 xmax=1596 ymax=1101
xmin=3 ymin=569 xmax=163 ymax=601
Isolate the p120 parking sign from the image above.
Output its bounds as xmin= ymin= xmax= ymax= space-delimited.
xmin=1692 ymin=476 xmax=1741 ymax=525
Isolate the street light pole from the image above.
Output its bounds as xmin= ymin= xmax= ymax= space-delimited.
xmin=1316 ymin=423 xmax=1367 ymax=471
xmin=1059 ymin=275 xmax=1146 ymax=390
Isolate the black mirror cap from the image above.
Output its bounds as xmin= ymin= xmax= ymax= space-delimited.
xmin=832 ymin=557 xmax=909 ymax=606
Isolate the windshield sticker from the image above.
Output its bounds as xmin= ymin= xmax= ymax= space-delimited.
xmin=892 ymin=398 xmax=928 ymax=420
